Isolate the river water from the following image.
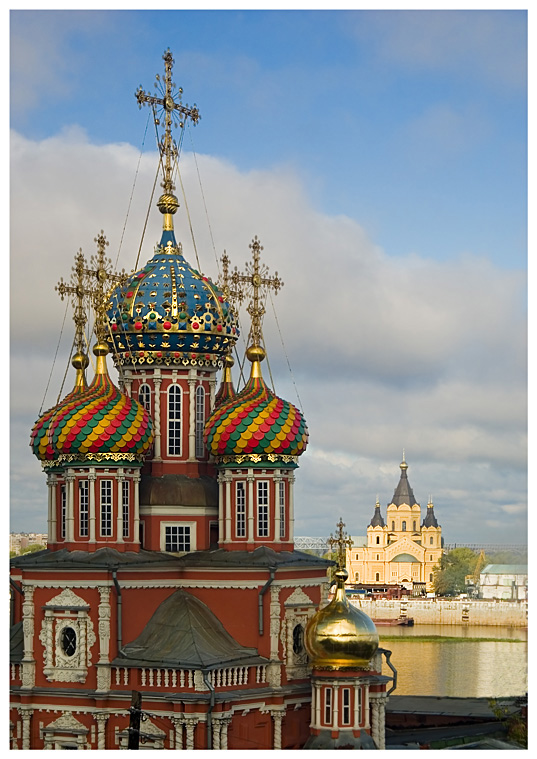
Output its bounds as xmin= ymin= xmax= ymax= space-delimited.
xmin=378 ymin=625 xmax=527 ymax=698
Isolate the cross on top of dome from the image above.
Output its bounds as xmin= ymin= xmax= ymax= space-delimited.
xmin=328 ymin=517 xmax=353 ymax=570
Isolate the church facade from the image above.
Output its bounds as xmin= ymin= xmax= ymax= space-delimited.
xmin=10 ymin=50 xmax=393 ymax=750
xmin=347 ymin=458 xmax=443 ymax=593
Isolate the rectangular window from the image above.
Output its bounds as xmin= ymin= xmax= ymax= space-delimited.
xmin=168 ymin=385 xmax=182 ymax=456
xmin=324 ymin=687 xmax=332 ymax=725
xmin=357 ymin=686 xmax=363 ymax=724
xmin=165 ymin=525 xmax=191 ymax=553
xmin=195 ymin=386 xmax=205 ymax=459
xmin=236 ymin=482 xmax=246 ymax=537
xmin=60 ymin=484 xmax=66 ymax=539
xmin=279 ymin=480 xmax=285 ymax=539
xmin=257 ymin=481 xmax=269 ymax=537
xmin=79 ymin=480 xmax=89 ymax=537
xmin=122 ymin=480 xmax=129 ymax=539
xmin=342 ymin=688 xmax=351 ymax=725
xmin=100 ymin=480 xmax=112 ymax=537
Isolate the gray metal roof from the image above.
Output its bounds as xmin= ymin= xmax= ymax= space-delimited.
xmin=390 ymin=465 xmax=417 ymax=507
xmin=114 ymin=589 xmax=268 ymax=670
xmin=481 ymin=564 xmax=528 ymax=575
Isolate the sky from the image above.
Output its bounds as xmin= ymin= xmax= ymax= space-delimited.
xmin=9 ymin=6 xmax=527 ymax=546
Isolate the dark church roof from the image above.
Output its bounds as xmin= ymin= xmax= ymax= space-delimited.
xmin=390 ymin=457 xmax=417 ymax=506
xmin=114 ymin=589 xmax=268 ymax=670
xmin=370 ymin=500 xmax=386 ymax=527
xmin=422 ymin=503 xmax=439 ymax=528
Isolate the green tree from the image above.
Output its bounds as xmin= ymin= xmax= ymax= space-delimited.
xmin=433 ymin=547 xmax=485 ymax=596
xmin=19 ymin=543 xmax=46 ymax=555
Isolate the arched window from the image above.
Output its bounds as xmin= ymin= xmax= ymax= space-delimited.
xmin=236 ymin=482 xmax=246 ymax=538
xmin=391 ymin=521 xmax=395 ymax=532
xmin=355 ymin=572 xmax=359 ymax=581
xmin=429 ymin=573 xmax=433 ymax=583
xmin=376 ymin=535 xmax=380 ymax=544
xmin=138 ymin=383 xmax=151 ymax=413
xmin=195 ymin=386 xmax=205 ymax=459
xmin=375 ymin=572 xmax=380 ymax=581
xmin=257 ymin=481 xmax=269 ymax=537
xmin=100 ymin=480 xmax=112 ymax=537
xmin=402 ymin=520 xmax=407 ymax=531
xmin=413 ymin=520 xmax=417 ymax=531
xmin=61 ymin=626 xmax=77 ymax=657
xmin=293 ymin=624 xmax=304 ymax=654
xmin=168 ymin=385 xmax=182 ymax=455
xmin=430 ymin=536 xmax=433 ymax=545
xmin=79 ymin=480 xmax=89 ymax=537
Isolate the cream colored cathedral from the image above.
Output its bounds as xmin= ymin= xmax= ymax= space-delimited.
xmin=347 ymin=457 xmax=443 ymax=593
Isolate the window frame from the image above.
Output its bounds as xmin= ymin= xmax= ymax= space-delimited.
xmin=257 ymin=480 xmax=269 ymax=538
xmin=122 ymin=480 xmax=130 ymax=539
xmin=195 ymin=385 xmax=205 ymax=459
xmin=138 ymin=383 xmax=151 ymax=414
xmin=79 ymin=480 xmax=89 ymax=537
xmin=167 ymin=384 xmax=182 ymax=456
xmin=60 ymin=484 xmax=67 ymax=539
xmin=279 ymin=480 xmax=285 ymax=539
xmin=100 ymin=479 xmax=112 ymax=537
xmin=235 ymin=481 xmax=246 ymax=538
xmin=342 ymin=687 xmax=351 ymax=725
xmin=324 ymin=687 xmax=333 ymax=725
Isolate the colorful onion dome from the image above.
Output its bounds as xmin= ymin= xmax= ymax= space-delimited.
xmin=305 ymin=569 xmax=379 ymax=669
xmin=106 ymin=228 xmax=239 ymax=369
xmin=204 ymin=345 xmax=308 ymax=463
xmin=214 ymin=354 xmax=236 ymax=409
xmin=31 ymin=351 xmax=89 ymax=461
xmin=31 ymin=343 xmax=153 ymax=466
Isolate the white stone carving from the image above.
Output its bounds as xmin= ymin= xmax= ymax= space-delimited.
xmin=284 ymin=587 xmax=314 ymax=606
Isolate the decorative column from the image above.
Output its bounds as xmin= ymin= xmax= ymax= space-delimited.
xmin=171 ymin=717 xmax=184 ymax=750
xmin=332 ymin=684 xmax=340 ymax=729
xmin=314 ymin=682 xmax=321 ymax=728
xmin=153 ymin=376 xmax=162 ymax=460
xmin=220 ymin=717 xmax=231 ymax=750
xmin=288 ymin=472 xmax=295 ymax=542
xmin=269 ymin=708 xmax=284 ymax=750
xmin=47 ymin=473 xmax=57 ymax=544
xmin=184 ymin=718 xmax=197 ymax=750
xmin=88 ymin=469 xmax=96 ymax=544
xmin=65 ymin=469 xmax=76 ymax=542
xmin=247 ymin=472 xmax=255 ymax=542
xmin=17 ymin=707 xmax=33 ymax=750
xmin=188 ymin=373 xmax=196 ymax=461
xmin=133 ymin=469 xmax=141 ymax=545
xmin=369 ymin=696 xmax=380 ymax=747
xmin=269 ymin=586 xmax=281 ymax=659
xmin=117 ymin=470 xmax=125 ymax=544
xmin=378 ymin=695 xmax=386 ymax=750
xmin=94 ymin=713 xmax=108 ymax=750
xmin=21 ymin=584 xmax=35 ymax=689
xmin=224 ymin=473 xmax=232 ymax=543
xmin=212 ymin=717 xmax=222 ymax=750
xmin=96 ymin=586 xmax=111 ymax=691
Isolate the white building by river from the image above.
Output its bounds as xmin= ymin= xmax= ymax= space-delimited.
xmin=479 ymin=564 xmax=527 ymax=600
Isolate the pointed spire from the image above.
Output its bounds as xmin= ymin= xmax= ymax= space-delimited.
xmin=214 ymin=353 xmax=237 ymax=408
xmin=391 ymin=454 xmax=417 ymax=506
xmin=370 ymin=498 xmax=385 ymax=528
xmin=423 ymin=497 xmax=439 ymax=528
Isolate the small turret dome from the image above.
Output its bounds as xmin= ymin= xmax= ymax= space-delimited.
xmin=305 ymin=569 xmax=379 ymax=669
xmin=31 ymin=344 xmax=153 ymax=466
xmin=204 ymin=345 xmax=308 ymax=463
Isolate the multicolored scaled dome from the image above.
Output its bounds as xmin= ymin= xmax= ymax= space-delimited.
xmin=106 ymin=232 xmax=239 ymax=368
xmin=31 ymin=344 xmax=153 ymax=466
xmin=214 ymin=354 xmax=236 ymax=410
xmin=205 ymin=345 xmax=308 ymax=464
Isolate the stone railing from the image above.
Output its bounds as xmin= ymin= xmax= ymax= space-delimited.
xmin=112 ymin=663 xmax=267 ymax=690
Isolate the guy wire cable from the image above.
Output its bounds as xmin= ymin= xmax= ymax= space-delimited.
xmin=174 ymin=129 xmax=202 ymax=273
xmin=39 ymin=297 xmax=70 ymax=416
xmin=268 ymin=288 xmax=305 ymax=414
xmin=188 ymin=127 xmax=221 ymax=278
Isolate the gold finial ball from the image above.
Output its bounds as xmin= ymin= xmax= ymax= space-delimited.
xmin=157 ymin=193 xmax=180 ymax=215
xmin=305 ymin=569 xmax=379 ymax=669
xmin=246 ymin=345 xmax=266 ymax=363
xmin=224 ymin=354 xmax=235 ymax=368
xmin=71 ymin=352 xmax=89 ymax=370
xmin=93 ymin=342 xmax=109 ymax=357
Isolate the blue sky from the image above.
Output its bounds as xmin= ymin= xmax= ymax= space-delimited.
xmin=10 ymin=7 xmax=527 ymax=545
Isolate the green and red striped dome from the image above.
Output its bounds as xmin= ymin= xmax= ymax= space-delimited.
xmin=205 ymin=352 xmax=308 ymax=462
xmin=31 ymin=347 xmax=153 ymax=465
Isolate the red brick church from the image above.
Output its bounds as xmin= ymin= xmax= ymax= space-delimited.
xmin=10 ymin=49 xmax=392 ymax=750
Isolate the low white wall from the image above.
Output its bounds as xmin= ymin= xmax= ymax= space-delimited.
xmin=350 ymin=598 xmax=527 ymax=626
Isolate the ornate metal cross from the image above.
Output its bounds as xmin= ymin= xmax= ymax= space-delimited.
xmin=230 ymin=236 xmax=283 ymax=348
xmin=84 ymin=232 xmax=129 ymax=343
xmin=56 ymin=250 xmax=91 ymax=357
xmin=328 ymin=517 xmax=354 ymax=571
xmin=135 ymin=48 xmax=200 ymax=197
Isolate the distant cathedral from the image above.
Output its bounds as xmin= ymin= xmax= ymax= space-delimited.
xmin=347 ymin=456 xmax=443 ymax=593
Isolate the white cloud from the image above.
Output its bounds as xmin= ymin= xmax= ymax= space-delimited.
xmin=10 ymin=130 xmax=527 ymax=544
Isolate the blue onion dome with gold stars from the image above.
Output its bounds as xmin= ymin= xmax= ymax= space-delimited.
xmin=31 ymin=342 xmax=153 ymax=468
xmin=106 ymin=228 xmax=239 ymax=369
xmin=204 ymin=344 xmax=308 ymax=465
xmin=305 ymin=568 xmax=379 ymax=669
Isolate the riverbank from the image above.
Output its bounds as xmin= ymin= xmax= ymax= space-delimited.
xmin=351 ymin=597 xmax=527 ymax=626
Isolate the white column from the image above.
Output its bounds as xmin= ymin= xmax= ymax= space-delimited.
xmin=65 ymin=469 xmax=75 ymax=542
xmin=370 ymin=696 xmax=380 ymax=747
xmin=212 ymin=718 xmax=221 ymax=750
xmin=288 ymin=472 xmax=295 ymax=542
xmin=225 ymin=474 xmax=232 ymax=542
xmin=47 ymin=473 xmax=57 ymax=544
xmin=247 ymin=471 xmax=255 ymax=542
xmin=117 ymin=470 xmax=124 ymax=544
xmin=274 ymin=471 xmax=281 ymax=543
xmin=221 ymin=717 xmax=231 ymax=750
xmin=89 ymin=469 xmax=96 ymax=544
xmin=378 ymin=696 xmax=386 ymax=750
xmin=315 ymin=683 xmax=321 ymax=728
xmin=133 ymin=470 xmax=141 ymax=545
xmin=21 ymin=584 xmax=35 ymax=690
xmin=171 ymin=717 xmax=183 ymax=750
xmin=94 ymin=713 xmax=108 ymax=750
xmin=188 ymin=371 xmax=196 ymax=461
xmin=270 ymin=709 xmax=284 ymax=750
xmin=333 ymin=684 xmax=340 ymax=729
xmin=185 ymin=718 xmax=197 ymax=750
xmin=209 ymin=376 xmax=217 ymax=411
xmin=353 ymin=684 xmax=360 ymax=728
xmin=17 ymin=707 xmax=33 ymax=750
xmin=153 ymin=375 xmax=162 ymax=461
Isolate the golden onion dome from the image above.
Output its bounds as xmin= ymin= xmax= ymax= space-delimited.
xmin=305 ymin=568 xmax=379 ymax=669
